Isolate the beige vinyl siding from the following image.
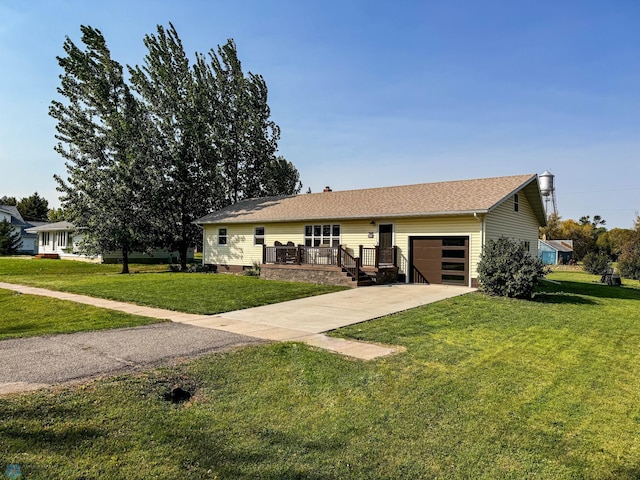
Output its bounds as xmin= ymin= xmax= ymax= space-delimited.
xmin=485 ymin=192 xmax=540 ymax=256
xmin=204 ymin=216 xmax=484 ymax=282
xmin=203 ymin=222 xmax=307 ymax=266
xmin=341 ymin=220 xmax=378 ymax=252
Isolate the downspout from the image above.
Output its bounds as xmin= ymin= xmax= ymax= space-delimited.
xmin=473 ymin=212 xmax=485 ymax=288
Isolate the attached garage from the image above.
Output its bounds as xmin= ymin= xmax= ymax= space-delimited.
xmin=409 ymin=236 xmax=469 ymax=285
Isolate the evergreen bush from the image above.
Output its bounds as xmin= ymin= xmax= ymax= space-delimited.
xmin=582 ymin=252 xmax=611 ymax=275
xmin=0 ymin=219 xmax=22 ymax=255
xmin=477 ymin=237 xmax=546 ymax=299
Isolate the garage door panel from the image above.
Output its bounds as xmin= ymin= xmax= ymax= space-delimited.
xmin=410 ymin=236 xmax=469 ymax=285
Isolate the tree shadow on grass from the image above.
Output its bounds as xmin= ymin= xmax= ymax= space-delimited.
xmin=532 ymin=292 xmax=597 ymax=305
xmin=536 ymin=280 xmax=640 ymax=302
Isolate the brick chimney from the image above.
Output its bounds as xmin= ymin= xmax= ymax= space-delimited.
xmin=323 ymin=186 xmax=332 ymax=192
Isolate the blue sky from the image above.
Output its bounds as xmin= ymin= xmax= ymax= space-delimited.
xmin=1 ymin=0 xmax=639 ymax=228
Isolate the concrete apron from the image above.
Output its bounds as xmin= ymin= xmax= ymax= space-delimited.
xmin=0 ymin=282 xmax=474 ymax=365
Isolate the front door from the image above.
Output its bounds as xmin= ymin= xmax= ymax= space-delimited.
xmin=378 ymin=224 xmax=394 ymax=264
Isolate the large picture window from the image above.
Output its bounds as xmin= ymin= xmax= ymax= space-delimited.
xmin=304 ymin=224 xmax=340 ymax=247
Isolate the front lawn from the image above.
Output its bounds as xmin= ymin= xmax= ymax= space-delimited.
xmin=0 ymin=289 xmax=163 ymax=340
xmin=0 ymin=258 xmax=346 ymax=314
xmin=2 ymin=271 xmax=640 ymax=478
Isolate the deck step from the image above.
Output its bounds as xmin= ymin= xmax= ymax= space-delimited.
xmin=341 ymin=267 xmax=374 ymax=287
xmin=34 ymin=254 xmax=60 ymax=259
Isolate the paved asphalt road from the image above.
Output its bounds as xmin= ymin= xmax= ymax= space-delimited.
xmin=0 ymin=323 xmax=263 ymax=393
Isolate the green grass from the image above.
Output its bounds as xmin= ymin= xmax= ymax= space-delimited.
xmin=0 ymin=288 xmax=164 ymax=340
xmin=0 ymin=258 xmax=346 ymax=314
xmin=2 ymin=271 xmax=640 ymax=478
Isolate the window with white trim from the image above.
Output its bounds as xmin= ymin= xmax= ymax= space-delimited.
xmin=41 ymin=232 xmax=50 ymax=246
xmin=218 ymin=228 xmax=227 ymax=245
xmin=304 ymin=224 xmax=340 ymax=247
xmin=254 ymin=227 xmax=265 ymax=245
xmin=56 ymin=232 xmax=67 ymax=248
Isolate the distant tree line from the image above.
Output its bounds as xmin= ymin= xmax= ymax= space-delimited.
xmin=50 ymin=24 xmax=302 ymax=273
xmin=541 ymin=213 xmax=640 ymax=282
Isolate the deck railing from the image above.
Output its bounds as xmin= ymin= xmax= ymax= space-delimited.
xmin=263 ymin=245 xmax=339 ymax=266
xmin=263 ymin=244 xmax=397 ymax=268
xmin=360 ymin=246 xmax=397 ymax=267
xmin=339 ymin=247 xmax=360 ymax=283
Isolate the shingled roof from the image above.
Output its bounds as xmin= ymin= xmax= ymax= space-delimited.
xmin=25 ymin=221 xmax=76 ymax=233
xmin=0 ymin=205 xmax=27 ymax=226
xmin=196 ymin=174 xmax=546 ymax=226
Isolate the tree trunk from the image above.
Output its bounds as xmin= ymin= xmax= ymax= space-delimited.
xmin=180 ymin=243 xmax=188 ymax=271
xmin=121 ymin=247 xmax=130 ymax=274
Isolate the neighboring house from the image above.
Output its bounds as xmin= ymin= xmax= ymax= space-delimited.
xmin=195 ymin=174 xmax=547 ymax=287
xmin=25 ymin=221 xmax=192 ymax=264
xmin=0 ymin=204 xmax=38 ymax=254
xmin=538 ymin=239 xmax=574 ymax=265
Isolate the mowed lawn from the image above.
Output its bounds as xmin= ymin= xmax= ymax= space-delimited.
xmin=0 ymin=288 xmax=163 ymax=340
xmin=0 ymin=257 xmax=346 ymax=315
xmin=2 ymin=270 xmax=640 ymax=478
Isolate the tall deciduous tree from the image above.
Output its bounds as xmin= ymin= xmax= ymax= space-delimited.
xmin=131 ymin=24 xmax=300 ymax=269
xmin=47 ymin=208 xmax=67 ymax=223
xmin=207 ymin=40 xmax=292 ymax=203
xmin=262 ymin=156 xmax=302 ymax=196
xmin=17 ymin=192 xmax=49 ymax=221
xmin=52 ymin=24 xmax=301 ymax=271
xmin=129 ymin=24 xmax=223 ymax=270
xmin=50 ymin=26 xmax=155 ymax=274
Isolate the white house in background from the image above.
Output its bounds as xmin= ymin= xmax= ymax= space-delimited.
xmin=25 ymin=221 xmax=193 ymax=264
xmin=196 ymin=174 xmax=547 ymax=287
xmin=0 ymin=204 xmax=38 ymax=254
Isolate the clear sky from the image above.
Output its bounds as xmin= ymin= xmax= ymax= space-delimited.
xmin=1 ymin=0 xmax=639 ymax=228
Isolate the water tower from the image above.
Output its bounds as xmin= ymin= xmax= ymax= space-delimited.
xmin=539 ymin=170 xmax=558 ymax=218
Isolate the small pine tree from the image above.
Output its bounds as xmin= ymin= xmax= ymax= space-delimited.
xmin=477 ymin=237 xmax=546 ymax=299
xmin=582 ymin=251 xmax=611 ymax=275
xmin=0 ymin=219 xmax=23 ymax=255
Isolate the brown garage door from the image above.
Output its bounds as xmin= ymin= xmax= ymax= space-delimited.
xmin=410 ymin=236 xmax=469 ymax=285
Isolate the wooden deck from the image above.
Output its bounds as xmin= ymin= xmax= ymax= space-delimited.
xmin=262 ymin=245 xmax=398 ymax=286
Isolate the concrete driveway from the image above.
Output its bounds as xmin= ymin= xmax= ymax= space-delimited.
xmin=214 ymin=283 xmax=475 ymax=333
xmin=0 ymin=282 xmax=474 ymax=394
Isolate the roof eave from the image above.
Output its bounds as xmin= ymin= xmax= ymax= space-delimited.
xmin=197 ymin=210 xmax=492 ymax=225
